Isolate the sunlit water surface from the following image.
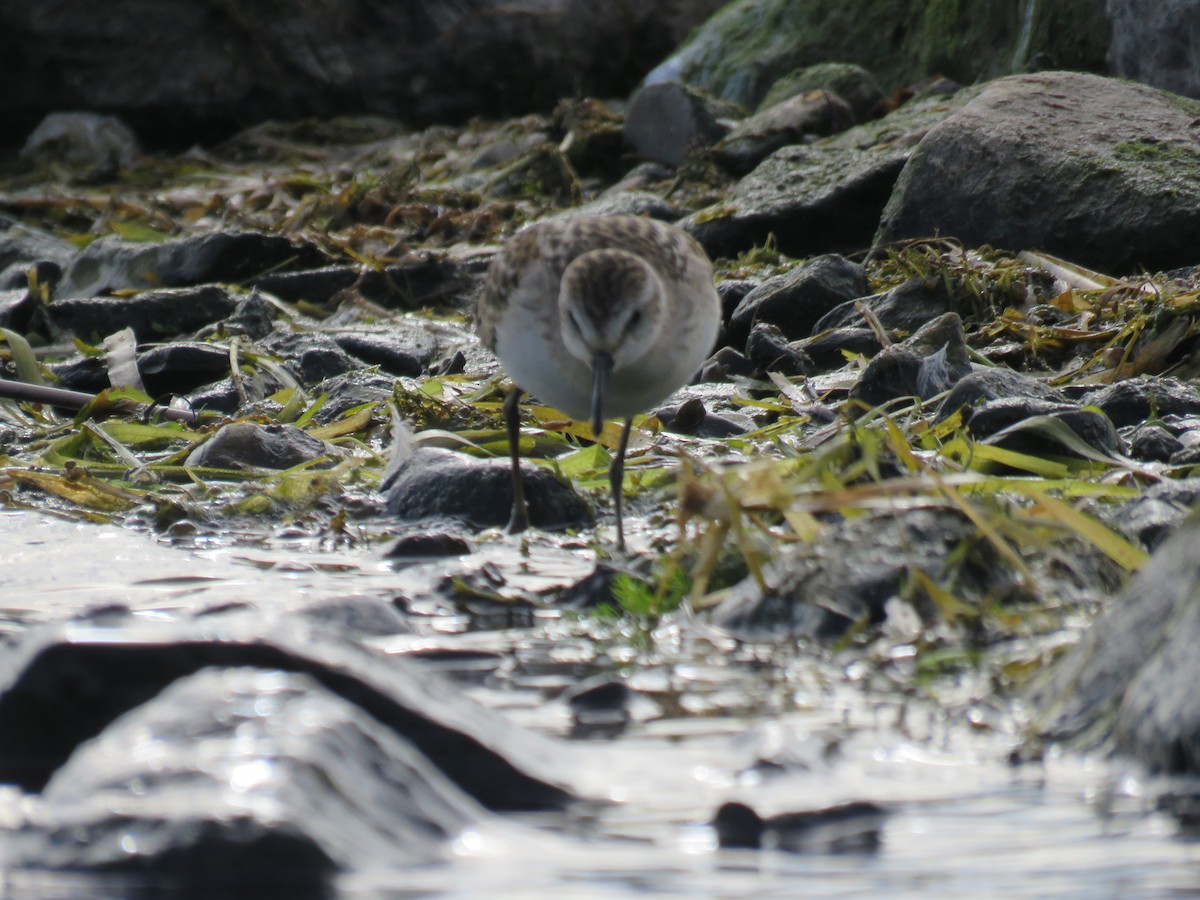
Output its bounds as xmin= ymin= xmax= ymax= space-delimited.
xmin=2 ymin=510 xmax=1199 ymax=898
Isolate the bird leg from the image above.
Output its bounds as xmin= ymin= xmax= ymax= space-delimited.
xmin=610 ymin=417 xmax=634 ymax=550
xmin=504 ymin=384 xmax=529 ymax=534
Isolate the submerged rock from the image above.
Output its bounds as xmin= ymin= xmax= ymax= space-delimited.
xmin=877 ymin=72 xmax=1200 ymax=274
xmin=0 ymin=620 xmax=575 ymax=809
xmin=5 ymin=667 xmax=480 ymax=878
xmin=712 ymin=800 xmax=886 ymax=853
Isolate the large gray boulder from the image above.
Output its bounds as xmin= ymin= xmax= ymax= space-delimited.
xmin=1035 ymin=513 xmax=1200 ymax=773
xmin=876 ymin=72 xmax=1200 ymax=275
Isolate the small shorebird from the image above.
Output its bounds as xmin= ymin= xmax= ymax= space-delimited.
xmin=477 ymin=215 xmax=721 ymax=548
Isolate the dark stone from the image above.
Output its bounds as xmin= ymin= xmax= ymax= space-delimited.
xmin=263 ymin=333 xmax=362 ymax=385
xmin=1080 ymin=377 xmax=1200 ymax=429
xmin=849 ymin=313 xmax=973 ymax=409
xmin=713 ymin=90 xmax=855 ymax=175
xmin=744 ymin=323 xmax=813 ymax=378
xmin=1035 ymin=515 xmax=1200 ymax=773
xmin=564 ymin=677 xmax=633 ymax=738
xmin=58 ymin=232 xmax=327 ymax=299
xmin=219 ymin=290 xmax=277 ymax=340
xmin=877 ymin=72 xmax=1200 ymax=275
xmin=182 ymin=377 xmax=246 ymax=415
xmin=728 ymin=254 xmax=868 ymax=346
xmin=382 ymin=448 xmax=592 ymax=531
xmin=699 ymin=346 xmax=756 ymax=381
xmin=1109 ymin=0 xmax=1200 ymax=99
xmin=1104 ymin=478 xmax=1200 ymax=551
xmin=137 ymin=341 xmax=231 ymax=397
xmin=1127 ymin=424 xmax=1183 ymax=463
xmin=5 ymin=666 xmax=481 ymax=879
xmin=0 ymin=620 xmax=575 ymax=809
xmin=0 ymin=289 xmax=33 ymax=331
xmin=963 ymin=397 xmax=1121 ymax=459
xmin=47 ymin=285 xmax=241 ymax=343
xmin=623 ymin=82 xmax=734 ymax=168
xmin=712 ymin=800 xmax=885 ymax=853
xmin=44 ymin=355 xmax=109 ymax=393
xmin=333 ymin=332 xmax=427 ymax=378
xmin=255 ymin=256 xmax=486 ymax=311
xmin=937 ymin=367 xmax=1064 ymax=420
xmin=185 ymin=423 xmax=334 ymax=471
xmin=794 ymin=327 xmax=882 ymax=372
xmin=714 ymin=508 xmax=997 ymax=638
xmin=383 ymin=531 xmax=476 ymax=560
xmin=560 ymin=563 xmax=625 ymax=610
xmin=308 ymin=372 xmax=396 ymax=424
xmin=812 ymin=277 xmax=952 ymax=336
xmin=655 ymin=397 xmax=752 ymax=437
xmin=0 ymin=224 xmax=78 ymax=274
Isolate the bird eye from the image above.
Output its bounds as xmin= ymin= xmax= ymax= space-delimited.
xmin=627 ymin=309 xmax=643 ymax=330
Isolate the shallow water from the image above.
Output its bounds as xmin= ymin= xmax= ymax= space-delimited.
xmin=2 ymin=509 xmax=1199 ymax=898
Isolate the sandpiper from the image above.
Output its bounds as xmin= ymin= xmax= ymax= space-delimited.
xmin=477 ymin=214 xmax=722 ymax=548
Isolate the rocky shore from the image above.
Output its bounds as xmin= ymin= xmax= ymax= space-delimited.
xmin=3 ymin=0 xmax=1200 ymax=887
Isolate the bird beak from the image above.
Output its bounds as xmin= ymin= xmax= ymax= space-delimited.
xmin=591 ymin=351 xmax=613 ymax=438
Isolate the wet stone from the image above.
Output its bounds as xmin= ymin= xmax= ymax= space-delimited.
xmin=1104 ymin=478 xmax=1200 ymax=551
xmin=794 ymin=327 xmax=881 ymax=372
xmin=263 ymin=332 xmax=362 ymax=385
xmin=6 ymin=667 xmax=478 ymax=878
xmin=711 ymin=800 xmax=886 ymax=853
xmin=963 ymin=398 xmax=1121 ymax=459
xmin=1127 ymin=424 xmax=1183 ymax=463
xmin=813 ymin=276 xmax=952 ymax=336
xmin=57 ymin=231 xmax=327 ymax=299
xmin=382 ymin=448 xmax=592 ymax=531
xmin=308 ymin=372 xmax=396 ymax=424
xmin=727 ymin=254 xmax=867 ymax=346
xmin=849 ymin=313 xmax=973 ymax=408
xmin=937 ymin=367 xmax=1064 ymax=420
xmin=655 ymin=397 xmax=752 ymax=437
xmin=46 ymin=284 xmax=241 ymax=343
xmin=136 ymin=341 xmax=232 ymax=397
xmin=0 ymin=620 xmax=575 ymax=809
xmin=714 ymin=508 xmax=1004 ymax=639
xmin=1080 ymin=377 xmax=1200 ymax=429
xmin=1035 ymin=515 xmax=1200 ymax=774
xmin=185 ymin=422 xmax=335 ymax=470
xmin=332 ymin=332 xmax=425 ymax=377
xmin=744 ymin=323 xmax=812 ymax=377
